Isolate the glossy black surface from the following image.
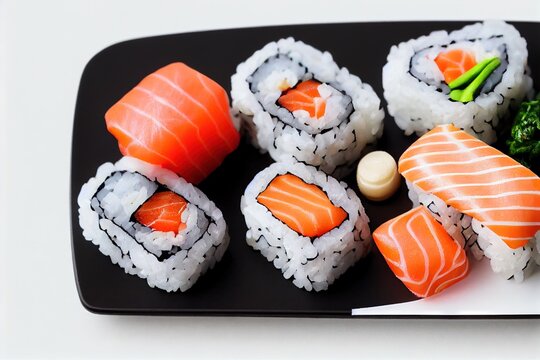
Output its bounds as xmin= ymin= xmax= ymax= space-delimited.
xmin=71 ymin=21 xmax=540 ymax=317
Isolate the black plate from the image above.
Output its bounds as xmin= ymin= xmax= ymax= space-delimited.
xmin=71 ymin=21 xmax=540 ymax=317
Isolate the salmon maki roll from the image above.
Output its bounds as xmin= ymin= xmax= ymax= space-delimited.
xmin=241 ymin=162 xmax=371 ymax=291
xmin=105 ymin=62 xmax=240 ymax=184
xmin=77 ymin=157 xmax=229 ymax=292
xmin=399 ymin=124 xmax=540 ymax=281
xmin=383 ymin=21 xmax=532 ymax=144
xmin=231 ymin=38 xmax=384 ymax=178
xmin=373 ymin=206 xmax=469 ymax=298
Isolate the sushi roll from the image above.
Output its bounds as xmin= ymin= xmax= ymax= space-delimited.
xmin=383 ymin=21 xmax=533 ymax=144
xmin=77 ymin=157 xmax=229 ymax=292
xmin=240 ymin=162 xmax=371 ymax=291
xmin=105 ymin=62 xmax=240 ymax=184
xmin=373 ymin=206 xmax=469 ymax=298
xmin=231 ymin=38 xmax=385 ymax=178
xmin=399 ymin=124 xmax=540 ymax=281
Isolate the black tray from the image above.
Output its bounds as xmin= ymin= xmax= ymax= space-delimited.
xmin=70 ymin=21 xmax=540 ymax=317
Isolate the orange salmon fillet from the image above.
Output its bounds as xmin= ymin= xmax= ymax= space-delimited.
xmin=399 ymin=124 xmax=540 ymax=249
xmin=257 ymin=174 xmax=346 ymax=237
xmin=373 ymin=206 xmax=469 ymax=298
xmin=434 ymin=49 xmax=477 ymax=83
xmin=278 ymin=80 xmax=326 ymax=119
xmin=105 ymin=62 xmax=240 ymax=184
xmin=135 ymin=191 xmax=187 ymax=234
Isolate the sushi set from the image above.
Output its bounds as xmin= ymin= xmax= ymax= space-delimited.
xmin=70 ymin=21 xmax=540 ymax=317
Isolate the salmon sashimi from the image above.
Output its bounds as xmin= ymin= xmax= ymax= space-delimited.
xmin=399 ymin=124 xmax=540 ymax=249
xmin=434 ymin=49 xmax=477 ymax=83
xmin=277 ymin=80 xmax=326 ymax=119
xmin=134 ymin=191 xmax=187 ymax=235
xmin=373 ymin=206 xmax=469 ymax=298
xmin=256 ymin=174 xmax=347 ymax=237
xmin=105 ymin=62 xmax=240 ymax=184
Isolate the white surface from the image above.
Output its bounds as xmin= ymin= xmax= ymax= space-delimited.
xmin=353 ymin=259 xmax=540 ymax=316
xmin=1 ymin=0 xmax=540 ymax=359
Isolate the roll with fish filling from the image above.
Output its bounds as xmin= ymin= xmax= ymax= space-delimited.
xmin=240 ymin=162 xmax=371 ymax=291
xmin=77 ymin=157 xmax=229 ymax=292
xmin=231 ymin=37 xmax=385 ymax=178
xmin=383 ymin=21 xmax=533 ymax=144
xmin=399 ymin=125 xmax=540 ymax=282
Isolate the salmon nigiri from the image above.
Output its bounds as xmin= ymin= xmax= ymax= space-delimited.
xmin=256 ymin=174 xmax=347 ymax=237
xmin=373 ymin=206 xmax=469 ymax=298
xmin=105 ymin=62 xmax=240 ymax=184
xmin=399 ymin=124 xmax=540 ymax=249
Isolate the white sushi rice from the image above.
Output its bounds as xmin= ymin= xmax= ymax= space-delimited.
xmin=78 ymin=156 xmax=229 ymax=292
xmin=383 ymin=20 xmax=533 ymax=144
xmin=532 ymin=232 xmax=540 ymax=267
xmin=240 ymin=162 xmax=371 ymax=291
xmin=231 ymin=37 xmax=384 ymax=178
xmin=406 ymin=180 xmax=536 ymax=282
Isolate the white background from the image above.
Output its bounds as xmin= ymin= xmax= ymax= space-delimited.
xmin=1 ymin=0 xmax=540 ymax=358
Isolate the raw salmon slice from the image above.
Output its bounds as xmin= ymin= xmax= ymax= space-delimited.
xmin=399 ymin=124 xmax=540 ymax=249
xmin=373 ymin=206 xmax=469 ymax=298
xmin=135 ymin=191 xmax=187 ymax=234
xmin=277 ymin=80 xmax=326 ymax=119
xmin=105 ymin=62 xmax=240 ymax=184
xmin=256 ymin=174 xmax=346 ymax=237
xmin=434 ymin=49 xmax=477 ymax=83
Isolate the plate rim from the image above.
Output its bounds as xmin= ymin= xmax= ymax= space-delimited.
xmin=70 ymin=20 xmax=540 ymax=318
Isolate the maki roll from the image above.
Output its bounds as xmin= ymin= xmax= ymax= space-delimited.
xmin=383 ymin=21 xmax=533 ymax=144
xmin=231 ymin=38 xmax=385 ymax=178
xmin=399 ymin=124 xmax=540 ymax=282
xmin=77 ymin=157 xmax=229 ymax=292
xmin=240 ymin=162 xmax=371 ymax=291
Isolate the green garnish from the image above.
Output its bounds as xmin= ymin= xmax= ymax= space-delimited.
xmin=449 ymin=57 xmax=501 ymax=103
xmin=506 ymin=94 xmax=540 ymax=172
xmin=448 ymin=57 xmax=496 ymax=90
